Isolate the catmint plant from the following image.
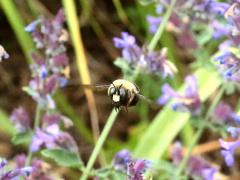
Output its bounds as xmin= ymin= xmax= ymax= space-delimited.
xmin=6 ymin=9 xmax=80 ymax=179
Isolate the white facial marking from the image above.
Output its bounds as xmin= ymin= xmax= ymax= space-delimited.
xmin=112 ymin=94 xmax=120 ymax=102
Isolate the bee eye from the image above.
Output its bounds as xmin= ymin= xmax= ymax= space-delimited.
xmin=109 ymin=87 xmax=116 ymax=96
xmin=119 ymin=88 xmax=127 ymax=99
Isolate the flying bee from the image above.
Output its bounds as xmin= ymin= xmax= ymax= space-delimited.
xmin=82 ymin=79 xmax=157 ymax=111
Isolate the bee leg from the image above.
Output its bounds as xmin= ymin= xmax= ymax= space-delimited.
xmin=124 ymin=106 xmax=128 ymax=113
xmin=127 ymin=90 xmax=135 ymax=107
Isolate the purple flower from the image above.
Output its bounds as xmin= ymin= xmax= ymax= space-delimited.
xmin=128 ymin=159 xmax=150 ymax=180
xmin=30 ymin=126 xmax=57 ymax=152
xmin=177 ymin=29 xmax=198 ymax=49
xmin=201 ymin=168 xmax=218 ymax=180
xmin=42 ymin=113 xmax=73 ymax=128
xmin=211 ymin=20 xmax=231 ymax=39
xmin=0 ymin=45 xmax=9 ymax=61
xmin=156 ymin=4 xmax=164 ymax=14
xmin=230 ymin=112 xmax=240 ymax=124
xmin=27 ymin=76 xmax=56 ymax=109
xmin=172 ymin=142 xmax=218 ymax=180
xmin=15 ymin=154 xmax=53 ymax=179
xmin=214 ymin=51 xmax=240 ymax=82
xmin=42 ymin=113 xmax=61 ymax=126
xmin=213 ymin=102 xmax=240 ymax=125
xmin=112 ymin=149 xmax=151 ymax=180
xmin=146 ymin=3 xmax=198 ymax=48
xmin=219 ymin=139 xmax=240 ymax=166
xmin=144 ymin=48 xmax=177 ymax=77
xmin=213 ymin=102 xmax=233 ymax=122
xmin=157 ymin=75 xmax=201 ymax=114
xmin=43 ymin=74 xmax=59 ymax=94
xmin=113 ymin=32 xmax=177 ymax=77
xmin=113 ymin=32 xmax=142 ymax=65
xmin=25 ymin=19 xmax=41 ymax=33
xmin=0 ymin=159 xmax=32 ymax=180
xmin=227 ymin=127 xmax=240 ymax=138
xmin=10 ymin=106 xmax=30 ymax=132
xmin=55 ymin=131 xmax=79 ymax=153
xmin=0 ymin=159 xmax=7 ymax=169
xmin=113 ymin=149 xmax=132 ymax=171
xmin=30 ymin=158 xmax=53 ymax=180
xmin=51 ymin=53 xmax=69 ymax=67
xmin=208 ymin=1 xmax=230 ymax=16
xmin=30 ymin=124 xmax=77 ymax=153
xmin=147 ymin=15 xmax=162 ymax=33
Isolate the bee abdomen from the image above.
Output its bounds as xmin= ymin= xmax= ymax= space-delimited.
xmin=129 ymin=94 xmax=139 ymax=106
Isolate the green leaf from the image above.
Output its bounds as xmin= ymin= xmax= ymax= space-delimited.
xmin=11 ymin=130 xmax=33 ymax=145
xmin=93 ymin=167 xmax=114 ymax=179
xmin=229 ymin=47 xmax=240 ymax=58
xmin=196 ymin=28 xmax=213 ymax=46
xmin=114 ymin=58 xmax=133 ymax=78
xmin=134 ymin=67 xmax=222 ymax=161
xmin=138 ymin=0 xmax=155 ymax=5
xmin=109 ymin=171 xmax=127 ymax=180
xmin=41 ymin=148 xmax=83 ymax=168
xmin=22 ymin=86 xmax=38 ymax=97
xmin=0 ymin=109 xmax=16 ymax=136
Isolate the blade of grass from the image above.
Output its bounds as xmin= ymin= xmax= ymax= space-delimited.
xmin=62 ymin=0 xmax=106 ymax=165
xmin=0 ymin=0 xmax=35 ymax=63
xmin=62 ymin=0 xmax=100 ymax=142
xmin=79 ymin=0 xmax=92 ymax=25
xmin=113 ymin=0 xmax=128 ymax=25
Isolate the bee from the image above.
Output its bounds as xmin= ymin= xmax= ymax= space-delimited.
xmin=82 ymin=79 xmax=155 ymax=111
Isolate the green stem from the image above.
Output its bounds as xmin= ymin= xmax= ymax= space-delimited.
xmin=25 ymin=104 xmax=41 ymax=166
xmin=148 ymin=0 xmax=176 ymax=51
xmin=175 ymin=124 xmax=204 ymax=177
xmin=180 ymin=122 xmax=195 ymax=146
xmin=33 ymin=104 xmax=41 ymax=130
xmin=80 ymin=110 xmax=119 ymax=180
xmin=175 ymin=85 xmax=226 ymax=177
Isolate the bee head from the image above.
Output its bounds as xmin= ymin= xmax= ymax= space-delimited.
xmin=108 ymin=84 xmax=128 ymax=109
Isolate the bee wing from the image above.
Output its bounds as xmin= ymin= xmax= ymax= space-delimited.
xmin=65 ymin=81 xmax=110 ymax=92
xmin=137 ymin=94 xmax=162 ymax=110
xmin=81 ymin=84 xmax=110 ymax=92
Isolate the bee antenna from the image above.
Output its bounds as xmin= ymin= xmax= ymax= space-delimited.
xmin=112 ymin=83 xmax=116 ymax=88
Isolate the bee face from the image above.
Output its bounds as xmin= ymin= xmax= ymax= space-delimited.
xmin=108 ymin=79 xmax=139 ymax=110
